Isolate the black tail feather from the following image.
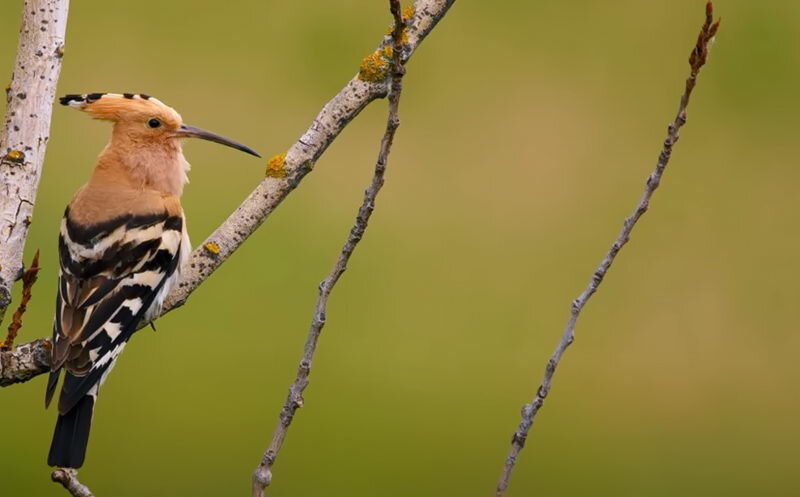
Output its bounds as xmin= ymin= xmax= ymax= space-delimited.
xmin=45 ymin=369 xmax=60 ymax=408
xmin=48 ymin=394 xmax=94 ymax=468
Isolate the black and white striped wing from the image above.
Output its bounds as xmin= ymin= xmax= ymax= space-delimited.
xmin=46 ymin=209 xmax=184 ymax=415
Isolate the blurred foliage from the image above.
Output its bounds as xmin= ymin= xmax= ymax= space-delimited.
xmin=1 ymin=0 xmax=799 ymax=496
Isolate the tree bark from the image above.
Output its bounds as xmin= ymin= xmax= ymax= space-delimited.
xmin=0 ymin=0 xmax=69 ymax=323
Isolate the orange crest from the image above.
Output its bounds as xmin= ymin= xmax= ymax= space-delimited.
xmin=60 ymin=93 xmax=182 ymax=129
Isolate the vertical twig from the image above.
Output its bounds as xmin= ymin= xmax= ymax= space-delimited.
xmin=0 ymin=0 xmax=69 ymax=325
xmin=495 ymin=4 xmax=721 ymax=496
xmin=250 ymin=2 xmax=408 ymax=496
xmin=1 ymin=250 xmax=40 ymax=350
xmin=51 ymin=468 xmax=95 ymax=497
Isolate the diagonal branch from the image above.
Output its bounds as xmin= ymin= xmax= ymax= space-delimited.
xmin=0 ymin=0 xmax=69 ymax=324
xmin=250 ymin=2 xmax=407 ymax=496
xmin=0 ymin=0 xmax=456 ymax=388
xmin=495 ymin=4 xmax=721 ymax=496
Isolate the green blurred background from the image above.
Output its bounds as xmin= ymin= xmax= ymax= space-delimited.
xmin=2 ymin=0 xmax=799 ymax=495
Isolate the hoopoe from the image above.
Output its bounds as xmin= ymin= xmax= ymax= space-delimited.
xmin=45 ymin=92 xmax=259 ymax=468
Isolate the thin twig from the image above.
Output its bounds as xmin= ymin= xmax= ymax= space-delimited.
xmin=2 ymin=250 xmax=41 ymax=350
xmin=0 ymin=0 xmax=456 ymax=388
xmin=0 ymin=0 xmax=69 ymax=323
xmin=495 ymin=4 xmax=721 ymax=496
xmin=51 ymin=468 xmax=95 ymax=497
xmin=251 ymin=2 xmax=407 ymax=496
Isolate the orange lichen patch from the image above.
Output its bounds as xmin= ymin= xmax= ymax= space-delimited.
xmin=4 ymin=150 xmax=25 ymax=164
xmin=266 ymin=152 xmax=287 ymax=178
xmin=402 ymin=5 xmax=415 ymax=21
xmin=359 ymin=46 xmax=396 ymax=83
xmin=204 ymin=241 xmax=221 ymax=255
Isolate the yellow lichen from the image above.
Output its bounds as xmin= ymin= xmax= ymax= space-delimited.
xmin=5 ymin=150 xmax=25 ymax=164
xmin=204 ymin=241 xmax=221 ymax=255
xmin=402 ymin=5 xmax=415 ymax=21
xmin=359 ymin=50 xmax=389 ymax=82
xmin=266 ymin=152 xmax=287 ymax=178
xmin=56 ymin=45 xmax=65 ymax=58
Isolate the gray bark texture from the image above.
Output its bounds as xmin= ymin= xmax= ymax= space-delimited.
xmin=0 ymin=0 xmax=69 ymax=323
xmin=51 ymin=468 xmax=95 ymax=497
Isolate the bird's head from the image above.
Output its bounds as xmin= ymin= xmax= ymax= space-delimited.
xmin=59 ymin=93 xmax=260 ymax=157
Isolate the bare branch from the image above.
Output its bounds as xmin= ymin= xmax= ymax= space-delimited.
xmin=495 ymin=4 xmax=721 ymax=496
xmin=51 ymin=468 xmax=95 ymax=497
xmin=251 ymin=2 xmax=408 ymax=496
xmin=0 ymin=0 xmax=69 ymax=323
xmin=0 ymin=0 xmax=455 ymax=388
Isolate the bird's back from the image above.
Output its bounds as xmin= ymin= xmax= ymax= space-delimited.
xmin=47 ymin=178 xmax=189 ymax=468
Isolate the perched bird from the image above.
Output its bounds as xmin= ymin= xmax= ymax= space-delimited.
xmin=46 ymin=92 xmax=260 ymax=468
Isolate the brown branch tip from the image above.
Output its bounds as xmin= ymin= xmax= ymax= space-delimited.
xmin=690 ymin=1 xmax=721 ymax=73
xmin=1 ymin=249 xmax=40 ymax=350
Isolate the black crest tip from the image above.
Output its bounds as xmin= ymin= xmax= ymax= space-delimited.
xmin=59 ymin=94 xmax=84 ymax=106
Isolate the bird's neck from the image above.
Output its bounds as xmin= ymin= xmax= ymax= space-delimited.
xmin=93 ymin=124 xmax=190 ymax=197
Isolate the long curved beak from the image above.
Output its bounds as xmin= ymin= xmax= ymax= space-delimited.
xmin=176 ymin=124 xmax=261 ymax=158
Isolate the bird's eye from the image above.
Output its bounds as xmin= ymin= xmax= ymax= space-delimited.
xmin=147 ymin=118 xmax=161 ymax=129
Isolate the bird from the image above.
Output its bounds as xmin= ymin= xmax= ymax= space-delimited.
xmin=45 ymin=92 xmax=260 ymax=468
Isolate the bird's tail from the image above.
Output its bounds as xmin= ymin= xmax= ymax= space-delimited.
xmin=48 ymin=394 xmax=94 ymax=468
xmin=45 ymin=369 xmax=60 ymax=408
